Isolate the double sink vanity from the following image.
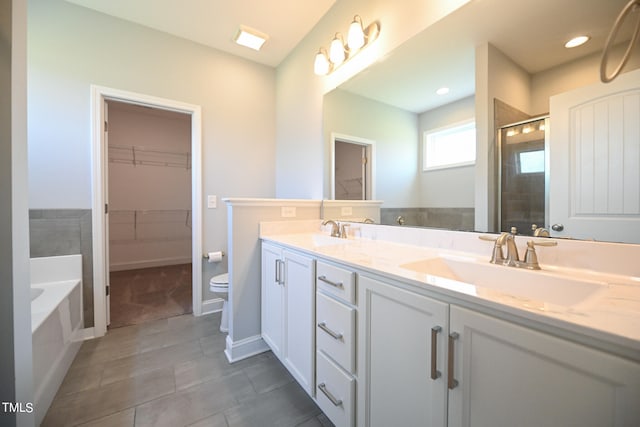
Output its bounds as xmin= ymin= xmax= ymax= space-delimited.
xmin=259 ymin=220 xmax=640 ymax=427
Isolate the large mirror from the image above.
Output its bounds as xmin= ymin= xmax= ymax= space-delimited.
xmin=323 ymin=0 xmax=640 ymax=243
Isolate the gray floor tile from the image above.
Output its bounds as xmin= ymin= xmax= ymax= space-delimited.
xmin=56 ymin=363 xmax=103 ymax=396
xmin=224 ymin=381 xmax=321 ymax=427
xmin=199 ymin=332 xmax=227 ymax=355
xmin=187 ymin=412 xmax=229 ymax=427
xmin=76 ymin=408 xmax=135 ymax=427
xmin=175 ymin=350 xmax=273 ymax=391
xmin=43 ymin=368 xmax=175 ymax=427
xmin=134 ymin=371 xmax=255 ymax=427
xmin=243 ymin=353 xmax=294 ymax=394
xmin=100 ymin=339 xmax=202 ymax=385
xmin=137 ymin=315 xmax=218 ymax=353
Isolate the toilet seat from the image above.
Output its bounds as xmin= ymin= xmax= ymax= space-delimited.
xmin=209 ymin=273 xmax=229 ymax=293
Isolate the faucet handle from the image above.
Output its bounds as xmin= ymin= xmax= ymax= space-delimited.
xmin=478 ymin=235 xmax=504 ymax=264
xmin=339 ymin=223 xmax=350 ymax=239
xmin=522 ymin=239 xmax=558 ymax=270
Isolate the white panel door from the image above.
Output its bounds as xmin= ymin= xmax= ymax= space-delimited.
xmin=283 ymin=249 xmax=315 ymax=396
xmin=358 ymin=275 xmax=449 ymax=427
xmin=448 ymin=305 xmax=640 ymax=427
xmin=261 ymin=243 xmax=284 ymax=358
xmin=549 ymin=68 xmax=640 ymax=243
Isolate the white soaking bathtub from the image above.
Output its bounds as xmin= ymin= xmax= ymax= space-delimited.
xmin=30 ymin=254 xmax=84 ymax=426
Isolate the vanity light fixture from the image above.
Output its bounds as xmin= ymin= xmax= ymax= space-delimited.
xmin=564 ymin=35 xmax=590 ymax=48
xmin=329 ymin=33 xmax=347 ymax=66
xmin=314 ymin=48 xmax=331 ymax=75
xmin=234 ymin=25 xmax=269 ymax=51
xmin=436 ymin=87 xmax=450 ymax=95
xmin=314 ymin=15 xmax=380 ymax=76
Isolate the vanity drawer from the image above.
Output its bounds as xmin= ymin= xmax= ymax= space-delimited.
xmin=316 ymin=350 xmax=355 ymax=427
xmin=316 ymin=292 xmax=356 ymax=373
xmin=317 ymin=261 xmax=356 ymax=304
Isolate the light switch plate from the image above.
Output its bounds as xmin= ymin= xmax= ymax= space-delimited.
xmin=281 ymin=206 xmax=297 ymax=218
xmin=207 ymin=195 xmax=217 ymax=209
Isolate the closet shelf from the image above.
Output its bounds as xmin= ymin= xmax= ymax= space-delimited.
xmin=109 ymin=145 xmax=191 ymax=169
xmin=109 ymin=209 xmax=191 ymax=243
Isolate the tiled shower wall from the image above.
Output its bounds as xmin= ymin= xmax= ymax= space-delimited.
xmin=29 ymin=209 xmax=94 ymax=328
xmin=381 ymin=207 xmax=475 ymax=231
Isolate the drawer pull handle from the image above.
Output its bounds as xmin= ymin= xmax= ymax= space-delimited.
xmin=318 ymin=382 xmax=343 ymax=407
xmin=430 ymin=326 xmax=442 ymax=380
xmin=318 ymin=275 xmax=344 ymax=289
xmin=318 ymin=322 xmax=343 ymax=340
xmin=448 ymin=332 xmax=459 ymax=389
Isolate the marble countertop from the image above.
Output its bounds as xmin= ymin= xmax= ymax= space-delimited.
xmin=261 ymin=231 xmax=640 ymax=359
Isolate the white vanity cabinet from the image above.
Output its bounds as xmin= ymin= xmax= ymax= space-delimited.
xmin=260 ymin=242 xmax=316 ymax=396
xmin=315 ymin=260 xmax=357 ymax=427
xmin=357 ymin=275 xmax=449 ymax=427
xmin=448 ymin=305 xmax=640 ymax=427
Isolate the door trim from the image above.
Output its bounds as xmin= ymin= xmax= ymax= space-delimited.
xmin=90 ymin=85 xmax=203 ymax=337
xmin=330 ymin=132 xmax=376 ymax=200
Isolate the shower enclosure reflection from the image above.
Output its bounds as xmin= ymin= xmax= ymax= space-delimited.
xmin=499 ymin=117 xmax=549 ymax=236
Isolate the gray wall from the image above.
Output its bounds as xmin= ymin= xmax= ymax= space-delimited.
xmin=418 ymin=96 xmax=476 ymax=208
xmin=323 ymin=88 xmax=420 ymax=207
xmin=28 ymin=0 xmax=277 ymax=313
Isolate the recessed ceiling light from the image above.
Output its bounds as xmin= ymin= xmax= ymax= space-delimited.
xmin=234 ymin=25 xmax=269 ymax=51
xmin=564 ymin=35 xmax=590 ymax=48
xmin=436 ymin=87 xmax=450 ymax=95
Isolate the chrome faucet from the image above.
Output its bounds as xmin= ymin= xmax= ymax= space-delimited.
xmin=495 ymin=232 xmax=519 ymax=267
xmin=479 ymin=231 xmax=557 ymax=270
xmin=322 ymin=220 xmax=341 ymax=238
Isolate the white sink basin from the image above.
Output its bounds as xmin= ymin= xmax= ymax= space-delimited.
xmin=311 ymin=234 xmax=351 ymax=247
xmin=399 ymin=256 xmax=607 ymax=307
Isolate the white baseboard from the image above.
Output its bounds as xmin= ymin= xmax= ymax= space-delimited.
xmin=109 ymin=257 xmax=192 ymax=272
xmin=224 ymin=334 xmax=270 ymax=363
xmin=78 ymin=327 xmax=97 ymax=340
xmin=201 ymin=298 xmax=224 ymax=315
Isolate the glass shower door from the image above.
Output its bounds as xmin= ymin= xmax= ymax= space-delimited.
xmin=499 ymin=117 xmax=549 ymax=236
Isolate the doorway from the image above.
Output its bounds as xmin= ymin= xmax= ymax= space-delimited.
xmin=331 ymin=133 xmax=376 ymax=200
xmin=91 ymin=86 xmax=202 ymax=337
xmin=106 ymin=101 xmax=193 ymax=328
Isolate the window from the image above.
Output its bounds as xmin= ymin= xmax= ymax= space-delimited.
xmin=423 ymin=120 xmax=476 ymax=171
xmin=518 ymin=149 xmax=545 ymax=174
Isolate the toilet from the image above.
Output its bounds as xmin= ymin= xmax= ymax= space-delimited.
xmin=209 ymin=273 xmax=229 ymax=333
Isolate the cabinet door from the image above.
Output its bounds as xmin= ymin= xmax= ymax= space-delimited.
xmin=358 ymin=275 xmax=449 ymax=427
xmin=261 ymin=243 xmax=283 ymax=357
xmin=283 ymin=249 xmax=316 ymax=396
xmin=448 ymin=305 xmax=640 ymax=427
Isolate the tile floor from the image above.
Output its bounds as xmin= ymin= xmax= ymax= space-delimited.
xmin=109 ymin=264 xmax=193 ymax=328
xmin=43 ymin=312 xmax=333 ymax=427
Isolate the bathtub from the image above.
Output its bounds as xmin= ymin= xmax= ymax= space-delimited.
xmin=30 ymin=254 xmax=84 ymax=426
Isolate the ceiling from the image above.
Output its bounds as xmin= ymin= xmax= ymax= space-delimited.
xmin=65 ymin=0 xmax=337 ymax=67
xmin=339 ymin=0 xmax=634 ymax=113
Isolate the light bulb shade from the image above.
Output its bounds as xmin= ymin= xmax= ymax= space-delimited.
xmin=314 ymin=49 xmax=330 ymax=75
xmin=329 ymin=35 xmax=346 ymax=66
xmin=347 ymin=16 xmax=365 ymax=50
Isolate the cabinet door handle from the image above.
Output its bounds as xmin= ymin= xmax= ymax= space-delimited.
xmin=278 ymin=259 xmax=285 ymax=285
xmin=274 ymin=259 xmax=280 ymax=284
xmin=448 ymin=332 xmax=459 ymax=389
xmin=430 ymin=326 xmax=442 ymax=380
xmin=318 ymin=382 xmax=343 ymax=407
xmin=318 ymin=275 xmax=344 ymax=289
xmin=318 ymin=322 xmax=343 ymax=340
